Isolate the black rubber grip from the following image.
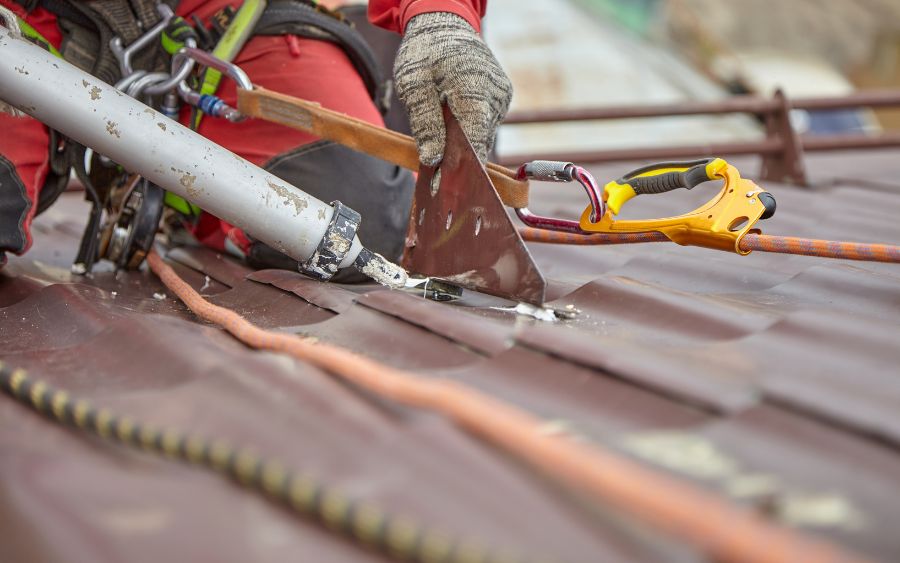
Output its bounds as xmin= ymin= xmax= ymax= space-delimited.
xmin=758 ymin=192 xmax=777 ymax=220
xmin=622 ymin=159 xmax=715 ymax=196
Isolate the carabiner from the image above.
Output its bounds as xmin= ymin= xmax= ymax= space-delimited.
xmin=514 ymin=161 xmax=605 ymax=234
xmin=171 ymin=47 xmax=253 ymax=90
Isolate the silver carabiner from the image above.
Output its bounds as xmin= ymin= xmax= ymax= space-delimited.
xmin=170 ymin=47 xmax=252 ymax=122
xmin=142 ymin=38 xmax=197 ymax=96
xmin=171 ymin=47 xmax=254 ymax=91
xmin=514 ymin=161 xmax=605 ymax=234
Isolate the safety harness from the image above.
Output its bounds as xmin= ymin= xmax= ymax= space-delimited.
xmin=16 ymin=0 xmax=177 ymax=84
xmin=14 ymin=0 xmax=386 ymax=108
xmin=11 ymin=0 xmax=389 ymax=273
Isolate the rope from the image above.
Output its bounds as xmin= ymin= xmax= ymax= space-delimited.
xmin=0 ymin=362 xmax=538 ymax=563
xmin=145 ymin=249 xmax=865 ymax=563
xmin=519 ymin=228 xmax=900 ymax=263
xmin=741 ymin=233 xmax=900 ymax=263
xmin=518 ymin=228 xmax=669 ymax=245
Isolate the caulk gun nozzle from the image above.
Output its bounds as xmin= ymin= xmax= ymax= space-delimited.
xmin=354 ymin=248 xmax=408 ymax=289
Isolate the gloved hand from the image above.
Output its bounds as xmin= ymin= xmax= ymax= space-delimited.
xmin=394 ymin=11 xmax=513 ymax=165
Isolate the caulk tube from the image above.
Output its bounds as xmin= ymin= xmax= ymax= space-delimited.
xmin=0 ymin=25 xmax=374 ymax=274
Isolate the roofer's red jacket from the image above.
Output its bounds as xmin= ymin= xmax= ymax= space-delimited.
xmin=368 ymin=0 xmax=486 ymax=33
xmin=0 ymin=0 xmax=488 ymax=38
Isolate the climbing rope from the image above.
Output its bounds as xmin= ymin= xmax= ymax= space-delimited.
xmin=0 ymin=361 xmax=540 ymax=563
xmin=740 ymin=233 xmax=900 ymax=262
xmin=141 ymin=249 xmax=863 ymax=563
xmin=518 ymin=228 xmax=668 ymax=246
xmin=519 ymin=227 xmax=900 ymax=263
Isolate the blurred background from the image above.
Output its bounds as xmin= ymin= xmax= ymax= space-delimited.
xmin=480 ymin=0 xmax=900 ymax=159
xmin=336 ymin=0 xmax=900 ymax=178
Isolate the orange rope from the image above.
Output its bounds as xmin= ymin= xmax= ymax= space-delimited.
xmin=519 ymin=228 xmax=900 ymax=263
xmin=518 ymin=227 xmax=668 ymax=245
xmin=148 ymin=250 xmax=864 ymax=563
xmin=741 ymin=233 xmax=900 ymax=262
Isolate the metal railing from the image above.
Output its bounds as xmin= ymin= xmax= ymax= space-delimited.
xmin=499 ymin=89 xmax=900 ymax=185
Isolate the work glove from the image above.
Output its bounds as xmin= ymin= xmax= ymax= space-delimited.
xmin=394 ymin=11 xmax=513 ymax=165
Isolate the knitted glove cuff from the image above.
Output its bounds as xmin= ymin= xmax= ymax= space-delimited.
xmin=395 ymin=11 xmax=513 ymax=165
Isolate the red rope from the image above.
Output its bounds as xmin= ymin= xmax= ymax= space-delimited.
xmin=519 ymin=228 xmax=900 ymax=263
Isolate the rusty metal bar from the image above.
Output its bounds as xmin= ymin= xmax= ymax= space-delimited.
xmin=497 ymin=139 xmax=783 ymax=167
xmin=504 ymin=98 xmax=774 ymax=124
xmin=802 ymin=132 xmax=900 ymax=151
xmin=792 ymin=90 xmax=900 ymax=112
xmin=503 ymin=89 xmax=900 ymax=124
xmin=761 ymin=89 xmax=808 ymax=184
xmin=499 ymin=89 xmax=900 ymax=184
xmin=497 ymin=134 xmax=900 ymax=168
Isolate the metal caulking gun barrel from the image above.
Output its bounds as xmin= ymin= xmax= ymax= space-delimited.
xmin=0 ymin=15 xmax=405 ymax=287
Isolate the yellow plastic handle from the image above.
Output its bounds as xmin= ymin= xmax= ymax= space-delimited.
xmin=605 ymin=158 xmax=727 ymax=215
xmin=581 ymin=159 xmax=772 ymax=255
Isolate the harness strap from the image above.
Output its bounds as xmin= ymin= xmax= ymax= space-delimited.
xmin=237 ymin=86 xmax=531 ymax=208
xmin=15 ymin=0 xmax=384 ymax=111
xmin=70 ymin=2 xmax=134 ymax=84
xmin=88 ymin=0 xmax=143 ymax=45
xmin=128 ymin=0 xmax=162 ymax=30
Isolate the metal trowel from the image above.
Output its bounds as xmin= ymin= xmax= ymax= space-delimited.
xmin=401 ymin=107 xmax=547 ymax=305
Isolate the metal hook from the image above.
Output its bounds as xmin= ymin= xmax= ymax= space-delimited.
xmin=514 ymin=161 xmax=605 ymax=234
xmin=171 ymin=47 xmax=253 ymax=91
xmin=127 ymin=72 xmax=171 ymax=98
xmin=142 ymin=38 xmax=198 ymax=96
xmin=169 ymin=47 xmax=252 ymax=122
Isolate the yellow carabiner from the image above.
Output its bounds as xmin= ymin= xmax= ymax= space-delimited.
xmin=579 ymin=159 xmax=776 ymax=254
